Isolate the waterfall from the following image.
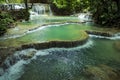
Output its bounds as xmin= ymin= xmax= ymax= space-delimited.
xmin=78 ymin=13 xmax=92 ymax=22
xmin=49 ymin=6 xmax=53 ymax=16
xmin=0 ymin=4 xmax=25 ymax=11
xmin=32 ymin=4 xmax=46 ymax=15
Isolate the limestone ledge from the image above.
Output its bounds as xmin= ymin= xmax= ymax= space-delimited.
xmin=17 ymin=39 xmax=88 ymax=50
xmin=0 ymin=34 xmax=89 ymax=66
xmin=85 ymin=30 xmax=113 ymax=37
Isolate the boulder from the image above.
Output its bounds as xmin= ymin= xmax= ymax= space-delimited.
xmin=22 ymin=50 xmax=36 ymax=60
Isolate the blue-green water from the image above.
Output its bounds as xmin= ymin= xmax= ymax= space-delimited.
xmin=0 ymin=37 xmax=120 ymax=80
xmin=0 ymin=17 xmax=120 ymax=80
xmin=0 ymin=23 xmax=93 ymax=47
xmin=18 ymin=38 xmax=120 ymax=80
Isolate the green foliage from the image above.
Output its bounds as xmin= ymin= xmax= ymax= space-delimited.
xmin=0 ymin=0 xmax=5 ymax=3
xmin=50 ymin=0 xmax=120 ymax=27
xmin=9 ymin=9 xmax=30 ymax=21
xmin=90 ymin=0 xmax=120 ymax=28
xmin=51 ymin=0 xmax=90 ymax=15
xmin=0 ymin=12 xmax=14 ymax=36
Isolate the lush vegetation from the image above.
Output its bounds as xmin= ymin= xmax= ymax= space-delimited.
xmin=0 ymin=0 xmax=23 ymax=3
xmin=50 ymin=0 xmax=90 ymax=15
xmin=90 ymin=0 xmax=120 ymax=28
xmin=50 ymin=0 xmax=120 ymax=28
xmin=0 ymin=11 xmax=14 ymax=36
xmin=0 ymin=0 xmax=120 ymax=36
xmin=0 ymin=10 xmax=29 ymax=36
xmin=0 ymin=0 xmax=30 ymax=36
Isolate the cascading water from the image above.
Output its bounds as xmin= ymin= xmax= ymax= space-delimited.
xmin=49 ymin=6 xmax=53 ymax=16
xmin=0 ymin=40 xmax=93 ymax=80
xmin=30 ymin=4 xmax=47 ymax=21
xmin=0 ymin=4 xmax=25 ymax=10
xmin=89 ymin=33 xmax=120 ymax=40
xmin=0 ymin=36 xmax=120 ymax=80
xmin=32 ymin=4 xmax=45 ymax=15
xmin=78 ymin=13 xmax=92 ymax=22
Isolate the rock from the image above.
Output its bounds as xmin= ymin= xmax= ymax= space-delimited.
xmin=114 ymin=41 xmax=120 ymax=51
xmin=22 ymin=50 xmax=36 ymax=60
xmin=0 ymin=47 xmax=16 ymax=66
xmin=85 ymin=30 xmax=113 ymax=37
xmin=0 ymin=68 xmax=4 ymax=76
xmin=21 ymin=36 xmax=88 ymax=50
xmin=83 ymin=65 xmax=120 ymax=80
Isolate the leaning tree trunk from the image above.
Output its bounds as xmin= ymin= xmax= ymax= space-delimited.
xmin=116 ymin=0 xmax=120 ymax=13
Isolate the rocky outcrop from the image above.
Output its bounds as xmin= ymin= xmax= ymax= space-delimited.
xmin=83 ymin=65 xmax=120 ymax=80
xmin=0 ymin=47 xmax=16 ymax=66
xmin=85 ymin=30 xmax=113 ymax=37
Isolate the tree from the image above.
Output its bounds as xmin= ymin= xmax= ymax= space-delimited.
xmin=113 ymin=0 xmax=120 ymax=13
xmin=24 ymin=0 xmax=29 ymax=21
xmin=50 ymin=0 xmax=90 ymax=15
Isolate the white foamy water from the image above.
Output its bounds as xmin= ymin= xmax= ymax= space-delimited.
xmin=89 ymin=33 xmax=120 ymax=40
xmin=0 ymin=39 xmax=93 ymax=80
xmin=78 ymin=13 xmax=92 ymax=22
xmin=0 ymin=60 xmax=26 ymax=80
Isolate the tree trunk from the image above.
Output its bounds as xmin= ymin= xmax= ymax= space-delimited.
xmin=116 ymin=0 xmax=120 ymax=13
xmin=24 ymin=0 xmax=28 ymax=11
xmin=113 ymin=0 xmax=120 ymax=13
xmin=24 ymin=0 xmax=29 ymax=21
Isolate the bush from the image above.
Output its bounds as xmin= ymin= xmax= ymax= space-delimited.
xmin=9 ymin=9 xmax=30 ymax=21
xmin=0 ymin=12 xmax=14 ymax=36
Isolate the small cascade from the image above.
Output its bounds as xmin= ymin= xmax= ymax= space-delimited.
xmin=0 ymin=4 xmax=25 ymax=11
xmin=78 ymin=13 xmax=92 ymax=22
xmin=89 ymin=32 xmax=120 ymax=40
xmin=113 ymin=33 xmax=120 ymax=39
xmin=32 ymin=4 xmax=45 ymax=15
xmin=0 ymin=49 xmax=37 ymax=76
xmin=49 ymin=6 xmax=53 ymax=16
xmin=14 ymin=4 xmax=24 ymax=9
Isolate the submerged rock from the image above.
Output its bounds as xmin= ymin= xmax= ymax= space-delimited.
xmin=83 ymin=64 xmax=120 ymax=80
xmin=0 ymin=47 xmax=16 ymax=66
xmin=22 ymin=50 xmax=36 ymax=60
xmin=114 ymin=41 xmax=120 ymax=51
